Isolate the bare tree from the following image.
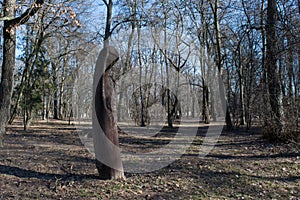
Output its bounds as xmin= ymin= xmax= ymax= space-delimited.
xmin=264 ymin=0 xmax=284 ymax=140
xmin=209 ymin=0 xmax=233 ymax=130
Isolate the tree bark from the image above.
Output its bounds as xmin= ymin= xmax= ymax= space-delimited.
xmin=0 ymin=0 xmax=16 ymax=146
xmin=296 ymin=50 xmax=300 ymax=127
xmin=266 ymin=0 xmax=284 ymax=139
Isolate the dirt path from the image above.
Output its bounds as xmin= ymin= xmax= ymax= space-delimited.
xmin=0 ymin=119 xmax=299 ymax=199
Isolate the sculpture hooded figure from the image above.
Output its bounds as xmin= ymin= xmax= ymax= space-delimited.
xmin=92 ymin=46 xmax=125 ymax=180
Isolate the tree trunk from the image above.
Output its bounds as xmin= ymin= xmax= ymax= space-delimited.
xmin=238 ymin=45 xmax=245 ymax=126
xmin=210 ymin=84 xmax=217 ymax=122
xmin=202 ymin=79 xmax=210 ymax=124
xmin=52 ymin=62 xmax=58 ymax=119
xmin=266 ymin=0 xmax=284 ymax=139
xmin=0 ymin=0 xmax=16 ymax=147
xmin=210 ymin=0 xmax=233 ymax=130
xmin=117 ymin=21 xmax=135 ymax=122
xmin=163 ymin=7 xmax=173 ymax=128
xmin=59 ymin=57 xmax=67 ymax=119
xmin=137 ymin=24 xmax=146 ymax=127
xmin=298 ymin=0 xmax=300 ymax=15
xmin=296 ymin=50 xmax=300 ymax=127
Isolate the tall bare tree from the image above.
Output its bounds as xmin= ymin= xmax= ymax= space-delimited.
xmin=209 ymin=0 xmax=233 ymax=130
xmin=265 ymin=0 xmax=284 ymax=140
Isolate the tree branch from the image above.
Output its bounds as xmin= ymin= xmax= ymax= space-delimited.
xmin=8 ymin=0 xmax=44 ymax=26
xmin=110 ymin=17 xmax=136 ymax=35
xmin=102 ymin=0 xmax=108 ymax=7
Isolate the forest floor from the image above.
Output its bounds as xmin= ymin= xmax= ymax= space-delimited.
xmin=0 ymin=119 xmax=299 ymax=200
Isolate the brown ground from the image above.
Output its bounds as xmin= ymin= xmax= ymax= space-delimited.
xmin=0 ymin=119 xmax=299 ymax=200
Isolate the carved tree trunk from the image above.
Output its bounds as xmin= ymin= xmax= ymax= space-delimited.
xmin=92 ymin=0 xmax=124 ymax=179
xmin=93 ymin=46 xmax=125 ymax=180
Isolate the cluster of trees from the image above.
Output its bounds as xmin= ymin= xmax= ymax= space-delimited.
xmin=98 ymin=0 xmax=300 ymax=142
xmin=0 ymin=0 xmax=97 ymax=138
xmin=0 ymin=0 xmax=299 ymax=147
